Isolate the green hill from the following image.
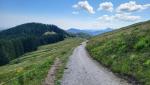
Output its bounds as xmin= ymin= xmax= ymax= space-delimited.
xmin=0 ymin=38 xmax=83 ymax=85
xmin=0 ymin=23 xmax=70 ymax=65
xmin=86 ymin=20 xmax=150 ymax=85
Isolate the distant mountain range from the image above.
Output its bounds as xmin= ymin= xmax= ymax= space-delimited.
xmin=67 ymin=28 xmax=113 ymax=36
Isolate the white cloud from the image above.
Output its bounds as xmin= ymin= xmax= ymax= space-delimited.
xmin=72 ymin=1 xmax=95 ymax=14
xmin=72 ymin=11 xmax=79 ymax=15
xmin=97 ymin=13 xmax=140 ymax=22
xmin=97 ymin=15 xmax=114 ymax=21
xmin=98 ymin=2 xmax=113 ymax=12
xmin=143 ymin=4 xmax=150 ymax=9
xmin=115 ymin=13 xmax=141 ymax=21
xmin=117 ymin=1 xmax=150 ymax=12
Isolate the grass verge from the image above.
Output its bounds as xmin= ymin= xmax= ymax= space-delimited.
xmin=86 ymin=21 xmax=150 ymax=85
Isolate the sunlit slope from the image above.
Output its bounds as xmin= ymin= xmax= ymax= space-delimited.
xmin=87 ymin=20 xmax=150 ymax=85
xmin=0 ymin=38 xmax=83 ymax=85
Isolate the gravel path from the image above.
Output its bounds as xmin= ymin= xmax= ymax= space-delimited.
xmin=61 ymin=42 xmax=131 ymax=85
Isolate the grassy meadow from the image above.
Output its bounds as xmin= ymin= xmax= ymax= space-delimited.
xmin=0 ymin=38 xmax=83 ymax=85
xmin=86 ymin=20 xmax=150 ymax=85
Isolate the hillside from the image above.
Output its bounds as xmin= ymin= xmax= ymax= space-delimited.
xmin=0 ymin=38 xmax=83 ymax=85
xmin=0 ymin=23 xmax=70 ymax=65
xmin=86 ymin=20 xmax=150 ymax=85
xmin=67 ymin=28 xmax=113 ymax=36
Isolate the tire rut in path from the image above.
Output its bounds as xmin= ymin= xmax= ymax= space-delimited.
xmin=44 ymin=58 xmax=61 ymax=85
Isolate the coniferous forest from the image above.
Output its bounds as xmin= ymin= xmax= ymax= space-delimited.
xmin=0 ymin=23 xmax=70 ymax=65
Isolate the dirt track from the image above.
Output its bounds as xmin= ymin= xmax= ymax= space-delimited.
xmin=61 ymin=42 xmax=131 ymax=85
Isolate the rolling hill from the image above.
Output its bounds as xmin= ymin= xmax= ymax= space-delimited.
xmin=86 ymin=20 xmax=150 ymax=85
xmin=0 ymin=38 xmax=83 ymax=85
xmin=0 ymin=23 xmax=70 ymax=65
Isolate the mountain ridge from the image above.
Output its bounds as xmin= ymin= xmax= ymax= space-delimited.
xmin=67 ymin=28 xmax=113 ymax=36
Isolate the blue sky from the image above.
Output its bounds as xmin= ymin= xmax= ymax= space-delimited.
xmin=0 ymin=0 xmax=150 ymax=30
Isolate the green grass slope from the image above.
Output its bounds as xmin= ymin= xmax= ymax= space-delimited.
xmin=0 ymin=38 xmax=83 ymax=85
xmin=86 ymin=20 xmax=150 ymax=85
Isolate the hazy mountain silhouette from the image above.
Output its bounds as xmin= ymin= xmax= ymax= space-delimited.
xmin=67 ymin=28 xmax=113 ymax=36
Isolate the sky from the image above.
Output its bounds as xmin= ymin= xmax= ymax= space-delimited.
xmin=0 ymin=0 xmax=150 ymax=30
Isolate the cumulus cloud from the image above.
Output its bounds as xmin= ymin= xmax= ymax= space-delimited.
xmin=72 ymin=0 xmax=95 ymax=14
xmin=117 ymin=1 xmax=150 ymax=12
xmin=98 ymin=2 xmax=113 ymax=12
